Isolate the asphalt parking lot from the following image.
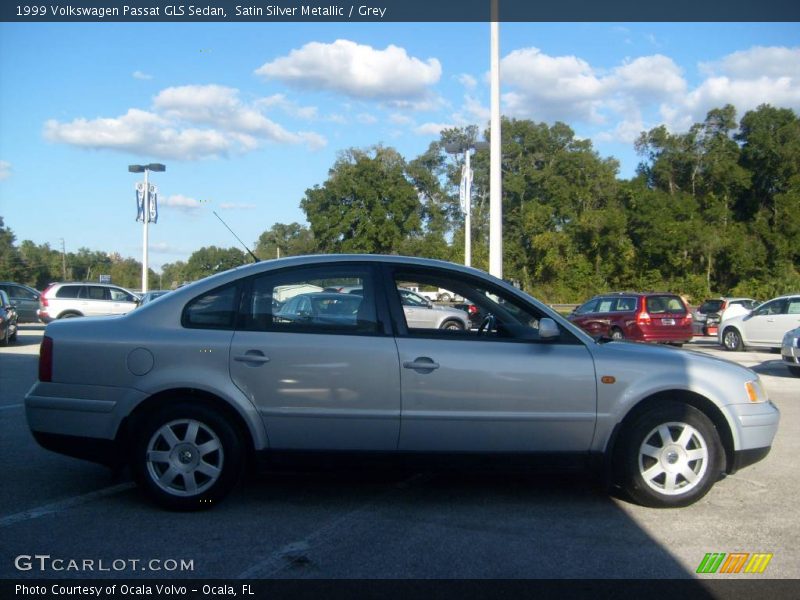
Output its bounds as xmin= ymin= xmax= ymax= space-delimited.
xmin=1 ymin=324 xmax=798 ymax=581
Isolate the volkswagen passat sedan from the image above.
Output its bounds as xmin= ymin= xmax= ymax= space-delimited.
xmin=25 ymin=255 xmax=780 ymax=510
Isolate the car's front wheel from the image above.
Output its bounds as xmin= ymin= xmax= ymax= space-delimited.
xmin=619 ymin=402 xmax=723 ymax=508
xmin=722 ymin=327 xmax=743 ymax=351
xmin=131 ymin=403 xmax=244 ymax=510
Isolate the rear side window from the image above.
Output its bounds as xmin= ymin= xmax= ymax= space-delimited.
xmin=596 ymin=299 xmax=614 ymax=313
xmin=183 ymin=283 xmax=239 ymax=329
xmin=241 ymin=265 xmax=378 ymax=334
xmin=81 ymin=286 xmax=108 ymax=301
xmin=55 ymin=286 xmax=80 ymax=299
xmin=613 ymin=297 xmax=637 ymax=312
xmin=646 ymin=295 xmax=686 ymax=314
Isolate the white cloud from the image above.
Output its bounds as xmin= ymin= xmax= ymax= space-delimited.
xmin=256 ymin=39 xmax=441 ymax=100
xmin=257 ymin=93 xmax=319 ymax=120
xmin=160 ymin=194 xmax=204 ymax=214
xmin=498 ymin=45 xmax=800 ymax=144
xmin=389 ymin=113 xmax=413 ymax=125
xmin=133 ymin=70 xmax=153 ymax=80
xmin=458 ymin=74 xmax=478 ymax=90
xmin=356 ymin=113 xmax=378 ymax=124
xmin=415 ymin=122 xmax=453 ymax=136
xmin=45 ymin=85 xmax=328 ymax=160
xmin=0 ymin=160 xmax=11 ymax=181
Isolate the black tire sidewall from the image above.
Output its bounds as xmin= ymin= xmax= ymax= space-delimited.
xmin=131 ymin=402 xmax=244 ymax=510
xmin=621 ymin=402 xmax=723 ymax=508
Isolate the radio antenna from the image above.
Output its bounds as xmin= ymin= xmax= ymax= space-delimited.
xmin=213 ymin=211 xmax=260 ymax=263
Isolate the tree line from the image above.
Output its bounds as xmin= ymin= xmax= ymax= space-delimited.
xmin=2 ymin=103 xmax=798 ymax=302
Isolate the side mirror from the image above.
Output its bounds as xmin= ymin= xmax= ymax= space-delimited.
xmin=539 ymin=317 xmax=560 ymax=340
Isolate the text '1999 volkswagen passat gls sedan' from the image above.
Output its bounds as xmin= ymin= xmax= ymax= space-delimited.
xmin=25 ymin=256 xmax=779 ymax=510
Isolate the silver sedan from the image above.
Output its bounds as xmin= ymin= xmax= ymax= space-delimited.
xmin=25 ymin=255 xmax=779 ymax=510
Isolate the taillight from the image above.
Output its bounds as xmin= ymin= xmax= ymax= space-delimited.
xmin=682 ymin=315 xmax=693 ymax=326
xmin=39 ymin=336 xmax=53 ymax=382
xmin=468 ymin=305 xmax=478 ymax=316
xmin=636 ymin=311 xmax=651 ymax=325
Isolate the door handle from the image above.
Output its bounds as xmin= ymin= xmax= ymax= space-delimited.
xmin=234 ymin=351 xmax=271 ymax=365
xmin=403 ymin=357 xmax=440 ymax=371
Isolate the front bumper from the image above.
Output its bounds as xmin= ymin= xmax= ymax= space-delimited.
xmin=727 ymin=400 xmax=780 ymax=452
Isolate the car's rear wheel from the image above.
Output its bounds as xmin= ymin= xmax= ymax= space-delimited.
xmin=789 ymin=366 xmax=800 ymax=378
xmin=722 ymin=327 xmax=743 ymax=351
xmin=440 ymin=319 xmax=464 ymax=331
xmin=610 ymin=327 xmax=624 ymax=341
xmin=59 ymin=311 xmax=82 ymax=319
xmin=619 ymin=402 xmax=723 ymax=508
xmin=131 ymin=403 xmax=243 ymax=510
xmin=0 ymin=326 xmax=8 ymax=346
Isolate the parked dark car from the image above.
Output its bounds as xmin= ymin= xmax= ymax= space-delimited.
xmin=0 ymin=289 xmax=19 ymax=345
xmin=0 ymin=282 xmax=40 ymax=323
xmin=569 ymin=292 xmax=693 ymax=345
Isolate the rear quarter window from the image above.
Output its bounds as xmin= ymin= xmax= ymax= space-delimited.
xmin=182 ymin=284 xmax=239 ymax=329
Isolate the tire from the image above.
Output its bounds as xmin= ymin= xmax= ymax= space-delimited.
xmin=440 ymin=319 xmax=465 ymax=331
xmin=438 ymin=293 xmax=452 ymax=303
xmin=9 ymin=326 xmax=17 ymax=342
xmin=610 ymin=327 xmax=624 ymax=341
xmin=59 ymin=312 xmax=82 ymax=319
xmin=619 ymin=402 xmax=723 ymax=508
xmin=0 ymin=326 xmax=8 ymax=347
xmin=722 ymin=327 xmax=743 ymax=351
xmin=131 ymin=402 xmax=244 ymax=510
xmin=789 ymin=366 xmax=800 ymax=378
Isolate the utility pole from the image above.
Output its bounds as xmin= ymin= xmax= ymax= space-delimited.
xmin=59 ymin=238 xmax=67 ymax=280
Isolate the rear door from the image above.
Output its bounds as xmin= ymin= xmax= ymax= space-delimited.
xmin=229 ymin=263 xmax=401 ymax=451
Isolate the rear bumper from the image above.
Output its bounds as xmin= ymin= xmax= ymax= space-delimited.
xmin=31 ymin=431 xmax=123 ymax=466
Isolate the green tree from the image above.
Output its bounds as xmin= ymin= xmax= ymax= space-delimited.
xmin=255 ymin=222 xmax=316 ymax=259
xmin=0 ymin=217 xmax=25 ymax=282
xmin=184 ymin=246 xmax=247 ymax=280
xmin=301 ymin=146 xmax=422 ymax=254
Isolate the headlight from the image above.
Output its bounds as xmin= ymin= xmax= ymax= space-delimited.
xmin=745 ymin=380 xmax=767 ymax=403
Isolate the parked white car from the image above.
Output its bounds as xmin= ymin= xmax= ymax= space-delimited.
xmin=782 ymin=327 xmax=800 ymax=377
xmin=720 ymin=293 xmax=800 ymax=351
xmin=37 ymin=282 xmax=140 ymax=322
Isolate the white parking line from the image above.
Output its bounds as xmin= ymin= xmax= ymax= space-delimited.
xmin=237 ymin=473 xmax=428 ymax=579
xmin=0 ymin=482 xmax=135 ymax=528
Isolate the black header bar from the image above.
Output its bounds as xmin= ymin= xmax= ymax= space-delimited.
xmin=3 ymin=0 xmax=800 ymax=23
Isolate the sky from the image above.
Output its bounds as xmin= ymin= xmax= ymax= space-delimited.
xmin=0 ymin=21 xmax=798 ymax=271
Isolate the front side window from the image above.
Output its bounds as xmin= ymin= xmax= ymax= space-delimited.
xmin=574 ymin=298 xmax=599 ymax=315
xmin=109 ymin=288 xmax=135 ymax=302
xmin=753 ymin=299 xmax=787 ymax=317
xmin=183 ymin=283 xmax=239 ymax=329
xmin=391 ymin=269 xmax=575 ymax=343
xmin=241 ymin=265 xmax=379 ymax=334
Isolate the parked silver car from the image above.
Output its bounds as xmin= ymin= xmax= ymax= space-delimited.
xmin=782 ymin=327 xmax=800 ymax=377
xmin=26 ymin=255 xmax=779 ymax=510
xmin=38 ymin=282 xmax=140 ymax=322
xmin=397 ymin=288 xmax=470 ymax=330
xmin=719 ymin=293 xmax=800 ymax=351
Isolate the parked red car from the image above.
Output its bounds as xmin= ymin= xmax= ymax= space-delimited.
xmin=569 ymin=292 xmax=693 ymax=345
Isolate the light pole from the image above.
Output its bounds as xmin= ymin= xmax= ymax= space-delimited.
xmin=489 ymin=0 xmax=503 ymax=278
xmin=445 ymin=141 xmax=489 ymax=268
xmin=128 ymin=163 xmax=165 ymax=293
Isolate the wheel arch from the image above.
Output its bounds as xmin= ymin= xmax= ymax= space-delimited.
xmin=607 ymin=389 xmax=735 ymax=475
xmin=57 ymin=310 xmax=83 ymax=319
xmin=117 ymin=387 xmax=257 ymax=464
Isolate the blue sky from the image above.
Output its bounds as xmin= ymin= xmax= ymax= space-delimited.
xmin=1 ymin=22 xmax=798 ymax=271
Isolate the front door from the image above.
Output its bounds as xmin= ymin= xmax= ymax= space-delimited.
xmin=387 ymin=267 xmax=597 ymax=453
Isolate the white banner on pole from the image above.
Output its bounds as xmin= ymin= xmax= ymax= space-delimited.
xmin=459 ymin=166 xmax=473 ymax=215
xmin=135 ymin=182 xmax=145 ymax=222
